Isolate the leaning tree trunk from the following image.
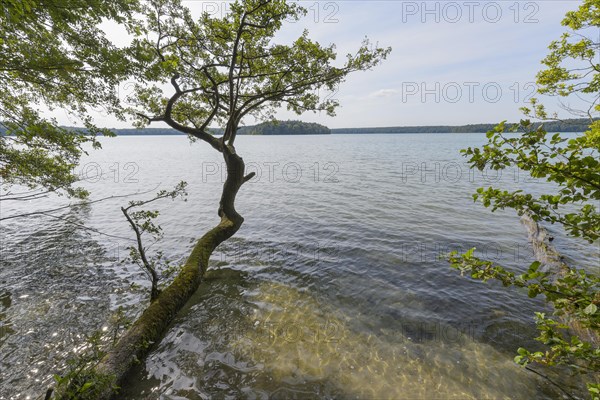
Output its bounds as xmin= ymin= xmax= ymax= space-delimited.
xmin=521 ymin=213 xmax=598 ymax=346
xmin=89 ymin=144 xmax=252 ymax=400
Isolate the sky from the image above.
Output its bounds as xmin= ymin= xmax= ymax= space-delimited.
xmin=56 ymin=0 xmax=581 ymax=129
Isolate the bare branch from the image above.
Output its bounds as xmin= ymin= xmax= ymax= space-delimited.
xmin=121 ymin=205 xmax=159 ymax=301
xmin=32 ymin=212 xmax=135 ymax=241
xmin=0 ymin=185 xmax=161 ymax=222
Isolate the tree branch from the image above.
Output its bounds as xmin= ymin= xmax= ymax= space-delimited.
xmin=0 ymin=186 xmax=160 ymax=222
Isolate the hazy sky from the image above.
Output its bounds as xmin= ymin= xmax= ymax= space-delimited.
xmin=57 ymin=0 xmax=580 ymax=129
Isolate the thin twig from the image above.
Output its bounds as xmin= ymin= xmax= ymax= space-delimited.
xmin=0 ymin=185 xmax=161 ymax=222
xmin=35 ymin=212 xmax=134 ymax=241
xmin=525 ymin=366 xmax=576 ymax=400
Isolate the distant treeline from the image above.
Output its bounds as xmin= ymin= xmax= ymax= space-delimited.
xmin=105 ymin=128 xmax=183 ymax=135
xmin=331 ymin=119 xmax=593 ymax=134
xmin=238 ymin=120 xmax=330 ymax=135
xmin=0 ymin=118 xmax=592 ymax=136
xmin=22 ymin=120 xmax=330 ymax=136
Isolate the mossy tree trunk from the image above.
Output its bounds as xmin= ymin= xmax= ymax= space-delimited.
xmin=90 ymin=1 xmax=389 ymax=396
xmin=93 ymin=142 xmax=254 ymax=399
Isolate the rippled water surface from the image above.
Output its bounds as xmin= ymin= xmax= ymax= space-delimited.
xmin=1 ymin=134 xmax=597 ymax=399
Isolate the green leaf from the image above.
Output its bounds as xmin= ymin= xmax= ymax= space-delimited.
xmin=80 ymin=381 xmax=94 ymax=392
xmin=584 ymin=303 xmax=597 ymax=315
xmin=528 ymin=261 xmax=541 ymax=273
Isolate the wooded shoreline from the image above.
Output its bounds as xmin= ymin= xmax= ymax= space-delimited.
xmin=2 ymin=118 xmax=592 ymax=136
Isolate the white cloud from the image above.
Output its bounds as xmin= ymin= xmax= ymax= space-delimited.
xmin=369 ymin=89 xmax=399 ymax=98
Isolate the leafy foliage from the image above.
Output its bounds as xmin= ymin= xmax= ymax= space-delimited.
xmin=128 ymin=0 xmax=390 ymax=145
xmin=536 ymin=0 xmax=600 ymax=101
xmin=0 ymin=0 xmax=140 ymax=198
xmin=449 ymin=2 xmax=600 ymax=397
xmin=121 ymin=182 xmax=188 ymax=302
xmin=463 ymin=120 xmax=599 ymax=242
xmin=449 ymin=252 xmax=599 ymax=373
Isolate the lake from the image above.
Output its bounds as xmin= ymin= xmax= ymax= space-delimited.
xmin=0 ymin=134 xmax=596 ymax=399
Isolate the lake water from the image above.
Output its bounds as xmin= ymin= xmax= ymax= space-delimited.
xmin=0 ymin=134 xmax=597 ymax=399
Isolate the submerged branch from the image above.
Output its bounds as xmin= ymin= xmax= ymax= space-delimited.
xmin=0 ymin=185 xmax=160 ymax=222
xmin=32 ymin=212 xmax=134 ymax=241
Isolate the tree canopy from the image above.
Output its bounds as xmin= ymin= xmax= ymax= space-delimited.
xmin=129 ymin=0 xmax=390 ymax=148
xmin=0 ymin=0 xmax=140 ymax=198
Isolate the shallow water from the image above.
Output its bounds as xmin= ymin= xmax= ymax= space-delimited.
xmin=0 ymin=134 xmax=596 ymax=399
